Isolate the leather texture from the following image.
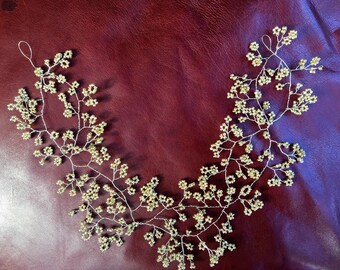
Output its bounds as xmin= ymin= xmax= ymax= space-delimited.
xmin=0 ymin=0 xmax=339 ymax=269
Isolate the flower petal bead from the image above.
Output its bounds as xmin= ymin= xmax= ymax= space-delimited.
xmin=56 ymin=75 xmax=66 ymax=83
xmin=310 ymin=57 xmax=320 ymax=66
xmin=252 ymin=57 xmax=262 ymax=67
xmin=276 ymin=83 xmax=284 ymax=91
xmin=64 ymin=50 xmax=73 ymax=59
xmin=54 ymin=53 xmax=62 ymax=63
xmin=85 ymin=98 xmax=98 ymax=107
xmin=22 ymin=132 xmax=31 ymax=140
xmin=178 ymin=180 xmax=187 ymax=190
xmin=282 ymin=37 xmax=292 ymax=46
xmin=7 ymin=103 xmax=15 ymax=111
xmin=35 ymin=81 xmax=42 ymax=89
xmin=273 ymin=26 xmax=281 ymax=35
xmin=63 ymin=109 xmax=73 ymax=118
xmin=288 ymin=30 xmax=298 ymax=39
xmin=60 ymin=59 xmax=70 ymax=69
xmin=246 ymin=52 xmax=255 ymax=60
xmin=244 ymin=208 xmax=252 ymax=216
xmin=34 ymin=67 xmax=44 ymax=77
xmin=50 ymin=131 xmax=59 ymax=140
xmin=88 ymin=84 xmax=98 ymax=94
xmin=299 ymin=59 xmax=307 ymax=69
xmin=249 ymin=42 xmax=259 ymax=51
xmin=43 ymin=146 xmax=53 ymax=156
xmin=240 ymin=185 xmax=251 ymax=196
xmin=54 ymin=157 xmax=62 ymax=166
xmin=284 ymin=179 xmax=294 ymax=186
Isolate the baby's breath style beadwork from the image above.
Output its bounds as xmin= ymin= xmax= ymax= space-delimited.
xmin=8 ymin=26 xmax=322 ymax=269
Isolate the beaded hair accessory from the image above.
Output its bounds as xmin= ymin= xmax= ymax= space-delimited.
xmin=8 ymin=26 xmax=322 ymax=269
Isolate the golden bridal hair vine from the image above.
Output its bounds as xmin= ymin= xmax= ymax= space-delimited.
xmin=8 ymin=26 xmax=322 ymax=269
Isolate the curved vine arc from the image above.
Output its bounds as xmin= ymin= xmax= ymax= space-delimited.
xmin=8 ymin=26 xmax=322 ymax=269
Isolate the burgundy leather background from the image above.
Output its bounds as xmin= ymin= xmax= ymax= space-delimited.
xmin=0 ymin=0 xmax=339 ymax=269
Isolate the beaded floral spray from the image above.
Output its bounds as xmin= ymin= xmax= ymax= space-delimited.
xmin=8 ymin=26 xmax=322 ymax=269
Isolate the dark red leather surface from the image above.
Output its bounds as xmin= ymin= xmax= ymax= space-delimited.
xmin=0 ymin=1 xmax=339 ymax=269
